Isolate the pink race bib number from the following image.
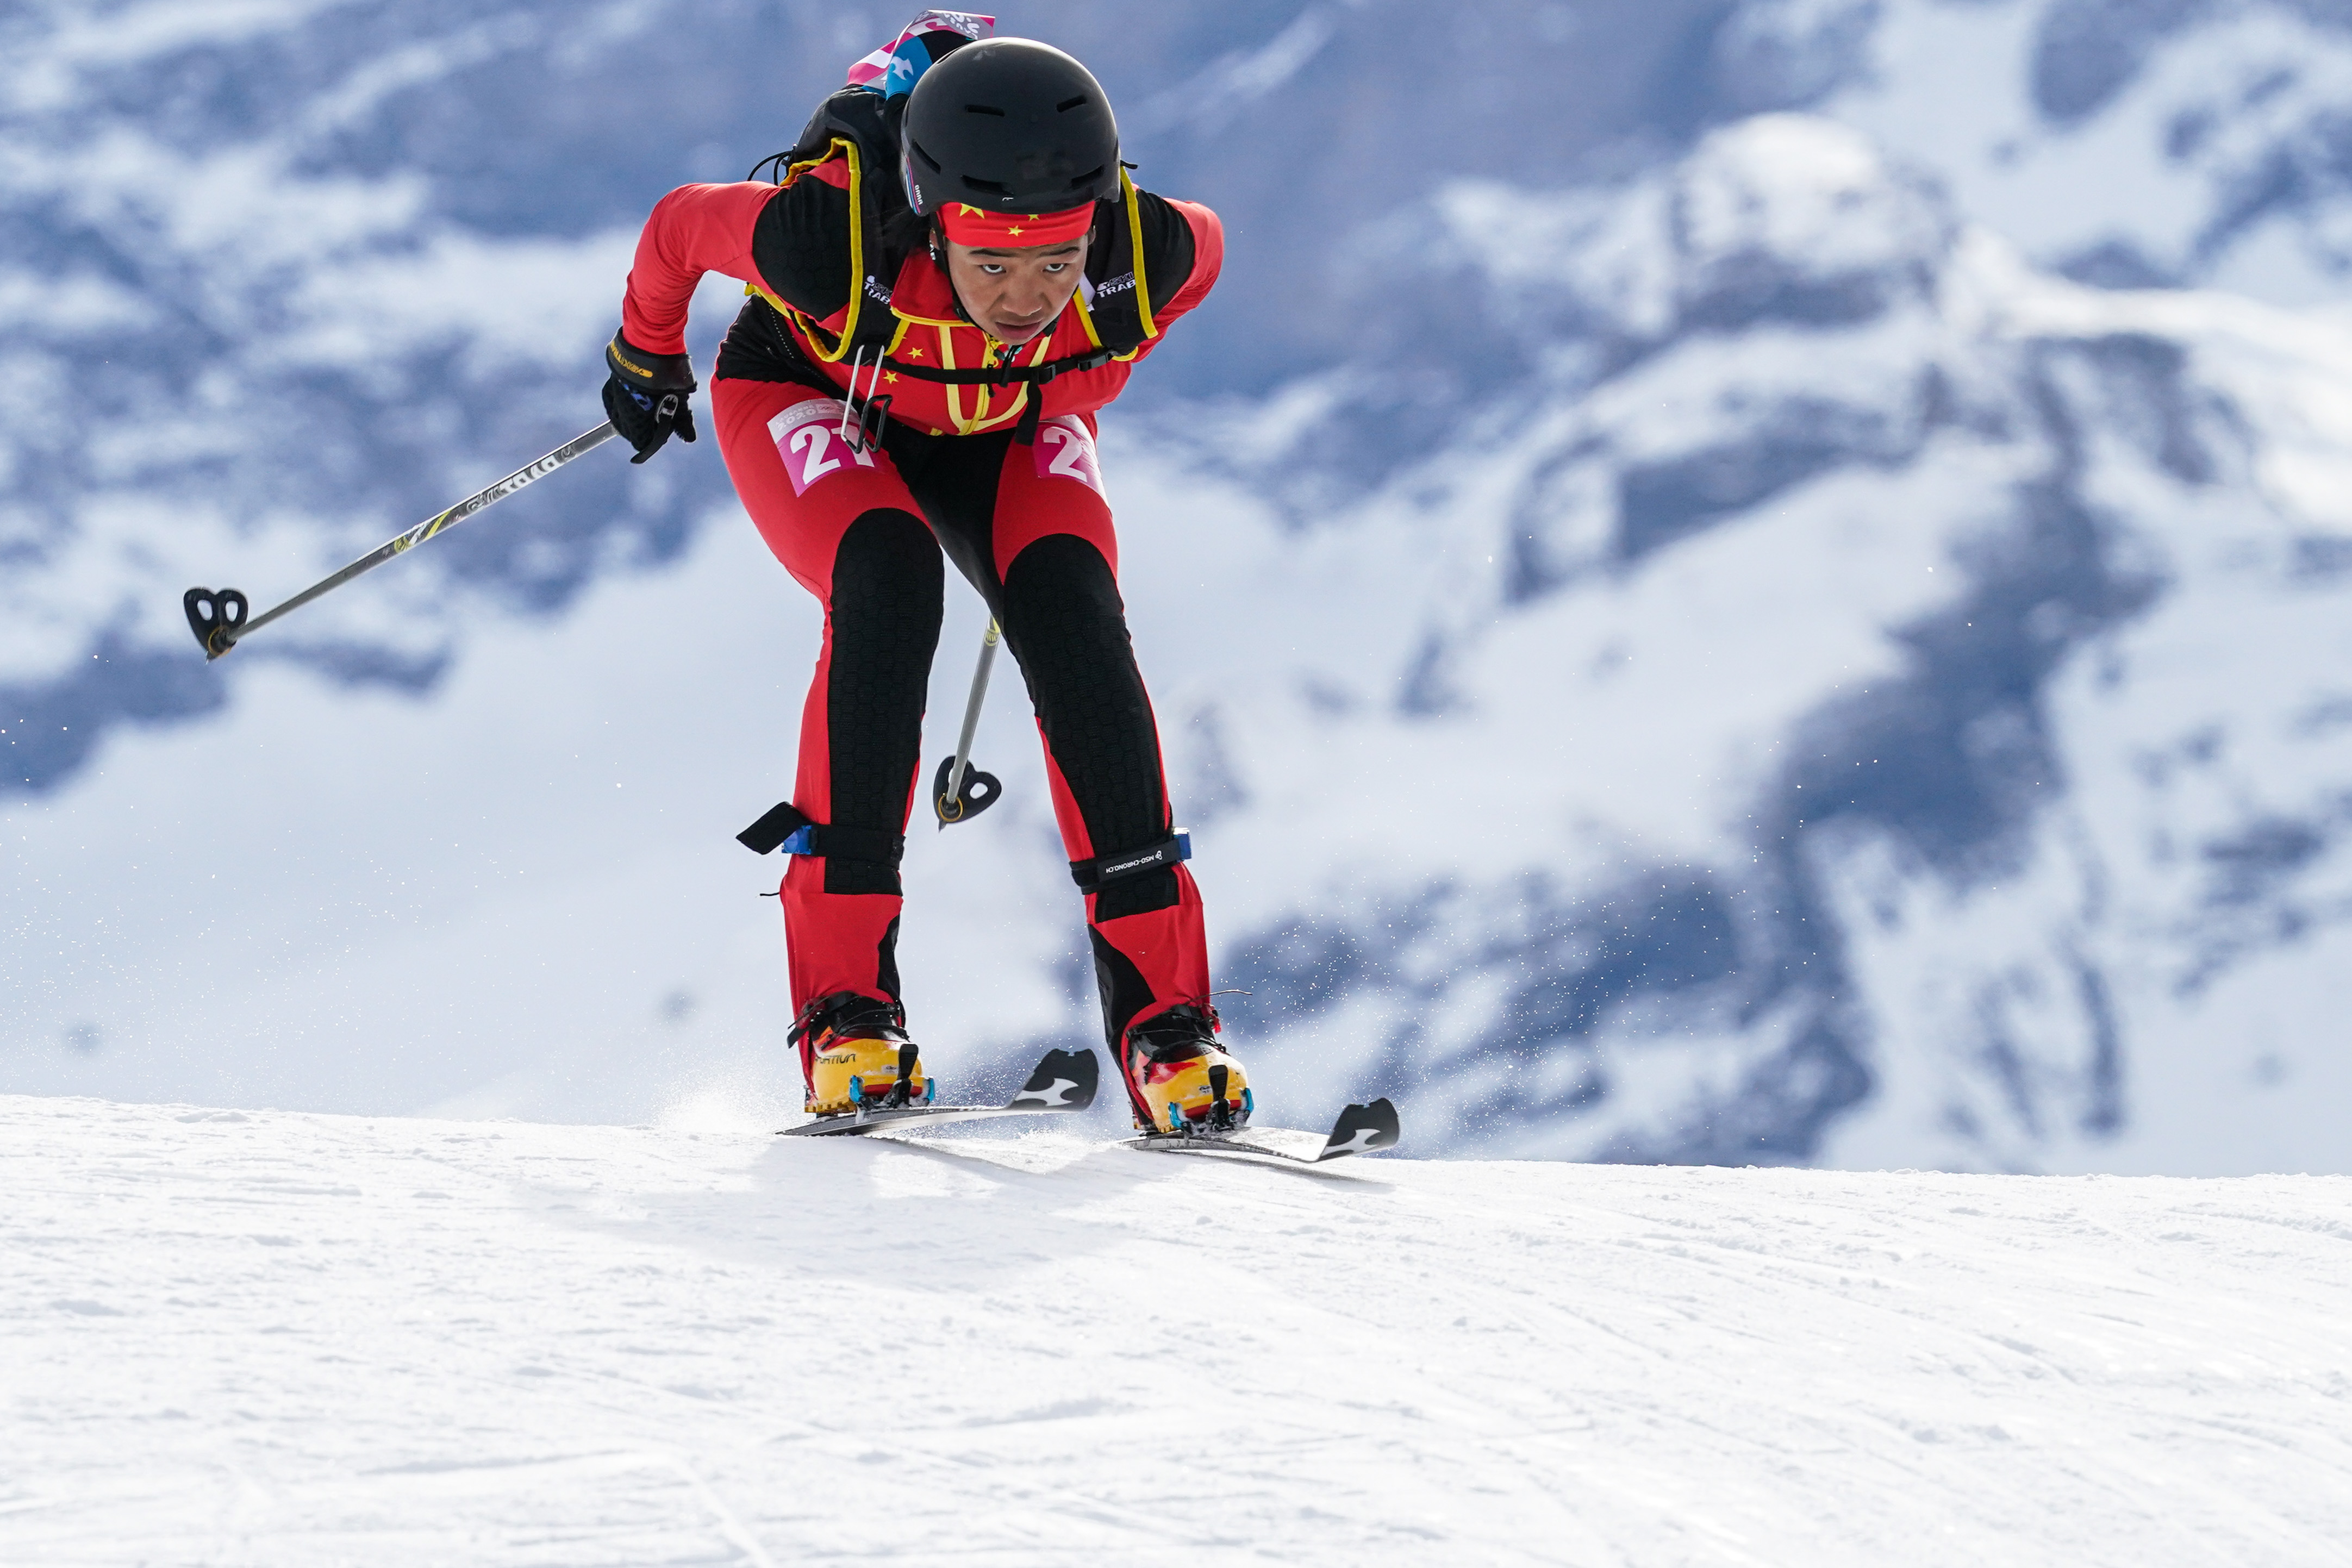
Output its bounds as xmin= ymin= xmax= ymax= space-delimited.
xmin=1033 ymin=416 xmax=1104 ymax=495
xmin=768 ymin=399 xmax=877 ymax=497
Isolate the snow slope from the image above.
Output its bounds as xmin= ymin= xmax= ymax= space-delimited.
xmin=7 ymin=1095 xmax=2350 ymax=1565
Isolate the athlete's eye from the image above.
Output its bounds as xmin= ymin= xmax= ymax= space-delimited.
xmin=1044 ymin=262 xmax=1067 ymax=273
xmin=980 ymin=263 xmax=1005 ymax=275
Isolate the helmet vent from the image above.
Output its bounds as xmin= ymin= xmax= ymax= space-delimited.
xmin=1069 ymin=166 xmax=1105 ymax=189
xmin=1057 ymin=95 xmax=1089 ymax=111
xmin=962 ymin=176 xmax=1009 ymax=195
xmin=910 ymin=140 xmax=942 ymax=172
xmin=964 ymin=103 xmax=1007 ymax=116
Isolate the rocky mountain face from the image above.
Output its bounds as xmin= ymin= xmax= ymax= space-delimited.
xmin=1163 ymin=108 xmax=2352 ymax=1171
xmin=1812 ymin=0 xmax=2352 ymax=301
xmin=7 ymin=1 xmax=2350 ymax=1171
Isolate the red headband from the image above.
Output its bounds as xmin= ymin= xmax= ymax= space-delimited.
xmin=938 ymin=201 xmax=1095 ymax=248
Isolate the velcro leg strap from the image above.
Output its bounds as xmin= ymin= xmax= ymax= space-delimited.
xmin=1069 ymin=831 xmax=1191 ymax=894
xmin=737 ymin=801 xmax=905 ymax=866
xmin=738 ymin=800 xmax=813 ymax=855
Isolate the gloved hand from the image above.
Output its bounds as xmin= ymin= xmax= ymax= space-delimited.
xmin=602 ymin=330 xmax=698 ymax=464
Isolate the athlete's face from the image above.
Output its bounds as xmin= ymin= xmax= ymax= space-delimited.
xmin=943 ymin=234 xmax=1089 ymax=345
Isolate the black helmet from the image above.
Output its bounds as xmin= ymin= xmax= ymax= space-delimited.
xmin=899 ymin=38 xmax=1120 ymax=217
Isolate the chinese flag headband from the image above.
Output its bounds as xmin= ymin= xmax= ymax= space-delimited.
xmin=938 ymin=201 xmax=1096 ymax=248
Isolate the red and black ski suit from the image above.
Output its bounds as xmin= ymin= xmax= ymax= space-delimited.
xmin=617 ymin=149 xmax=1224 ymax=1120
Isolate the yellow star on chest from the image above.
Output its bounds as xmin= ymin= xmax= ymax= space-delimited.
xmin=904 ymin=346 xmax=925 ymax=359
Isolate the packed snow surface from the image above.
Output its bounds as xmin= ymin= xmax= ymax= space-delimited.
xmin=6 ymin=1096 xmax=2349 ymax=1565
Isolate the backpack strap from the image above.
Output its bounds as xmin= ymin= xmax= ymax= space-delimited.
xmin=881 ymin=344 xmax=1123 ymax=443
xmin=879 ymin=347 xmax=1119 ymax=387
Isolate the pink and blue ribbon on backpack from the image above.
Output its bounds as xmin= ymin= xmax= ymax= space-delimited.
xmin=846 ymin=10 xmax=995 ymax=99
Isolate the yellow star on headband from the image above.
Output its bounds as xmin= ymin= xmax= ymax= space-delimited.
xmin=1006 ymin=226 xmax=1025 ymax=236
xmin=956 ymin=204 xmax=984 ymax=217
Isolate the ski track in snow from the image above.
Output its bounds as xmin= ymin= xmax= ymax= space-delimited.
xmin=4 ymin=1097 xmax=2350 ymax=1565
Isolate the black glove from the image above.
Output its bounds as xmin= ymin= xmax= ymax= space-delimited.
xmin=602 ymin=330 xmax=697 ymax=464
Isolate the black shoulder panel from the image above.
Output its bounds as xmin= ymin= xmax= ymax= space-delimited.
xmin=1080 ymin=180 xmax=1200 ymax=354
xmin=1131 ymin=190 xmax=1199 ymax=318
xmin=751 ymin=180 xmax=854 ymax=325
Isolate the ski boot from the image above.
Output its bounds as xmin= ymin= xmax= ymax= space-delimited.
xmin=791 ymin=990 xmax=931 ymax=1115
xmin=1122 ymin=1003 xmax=1251 ymax=1134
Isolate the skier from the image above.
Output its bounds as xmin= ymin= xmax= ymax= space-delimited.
xmin=598 ymin=16 xmax=1246 ymax=1134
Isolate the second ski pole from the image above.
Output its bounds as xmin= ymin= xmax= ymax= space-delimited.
xmin=934 ymin=618 xmax=1003 ymax=827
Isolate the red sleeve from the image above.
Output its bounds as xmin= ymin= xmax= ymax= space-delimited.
xmin=618 ymin=182 xmax=781 ymax=356
xmin=1154 ymin=200 xmax=1224 ymax=330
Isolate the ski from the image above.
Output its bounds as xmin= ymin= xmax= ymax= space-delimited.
xmin=1123 ymin=1097 xmax=1400 ymax=1165
xmin=777 ymin=1046 xmax=1098 ymax=1137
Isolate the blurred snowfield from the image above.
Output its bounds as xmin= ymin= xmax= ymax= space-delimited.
xmin=8 ymin=0 xmax=2352 ymax=1174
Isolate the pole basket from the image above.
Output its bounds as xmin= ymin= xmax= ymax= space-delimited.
xmin=933 ymin=754 xmax=1002 ymax=827
xmin=183 ymin=587 xmax=248 ymax=660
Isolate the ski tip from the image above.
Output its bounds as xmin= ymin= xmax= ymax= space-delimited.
xmin=1319 ymin=1097 xmax=1401 ymax=1161
xmin=1008 ymin=1046 xmax=1098 ymax=1112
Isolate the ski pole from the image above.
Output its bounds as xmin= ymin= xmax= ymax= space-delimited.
xmin=933 ymin=617 xmax=1003 ymax=827
xmin=180 ymin=419 xmax=626 ymax=660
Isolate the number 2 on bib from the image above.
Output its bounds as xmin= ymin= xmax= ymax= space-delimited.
xmin=786 ymin=422 xmax=875 ymax=495
xmin=767 ymin=401 xmax=878 ymax=498
xmin=1033 ymin=418 xmax=1105 ymax=495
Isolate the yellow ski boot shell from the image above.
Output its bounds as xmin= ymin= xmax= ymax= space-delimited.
xmin=806 ymin=1034 xmax=927 ymax=1114
xmin=1130 ymin=1040 xmax=1251 ymax=1132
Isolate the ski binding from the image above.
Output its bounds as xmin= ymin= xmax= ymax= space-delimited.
xmin=1124 ymin=1096 xmax=1400 ymax=1165
xmin=778 ymin=1046 xmax=1098 ymax=1138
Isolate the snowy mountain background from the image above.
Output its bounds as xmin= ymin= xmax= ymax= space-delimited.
xmin=7 ymin=0 xmax=2352 ymax=1175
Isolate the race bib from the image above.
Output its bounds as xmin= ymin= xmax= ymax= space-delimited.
xmin=1032 ymin=416 xmax=1105 ymax=495
xmin=768 ymin=399 xmax=877 ymax=497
